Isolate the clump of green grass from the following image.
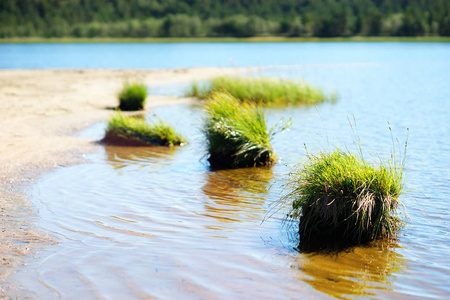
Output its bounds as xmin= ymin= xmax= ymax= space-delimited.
xmin=189 ymin=81 xmax=208 ymax=98
xmin=204 ymin=92 xmax=289 ymax=169
xmin=118 ymin=81 xmax=147 ymax=111
xmin=281 ymin=145 xmax=405 ymax=252
xmin=190 ymin=76 xmax=336 ymax=106
xmin=102 ymin=112 xmax=185 ymax=147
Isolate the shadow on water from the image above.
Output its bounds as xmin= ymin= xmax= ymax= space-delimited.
xmin=201 ymin=166 xmax=273 ymax=226
xmin=293 ymin=240 xmax=406 ymax=299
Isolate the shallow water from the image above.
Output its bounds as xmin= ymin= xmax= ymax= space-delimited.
xmin=11 ymin=43 xmax=450 ymax=299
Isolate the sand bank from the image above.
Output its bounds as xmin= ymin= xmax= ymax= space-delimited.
xmin=0 ymin=67 xmax=245 ymax=296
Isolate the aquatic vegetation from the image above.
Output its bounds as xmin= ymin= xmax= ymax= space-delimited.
xmin=118 ymin=81 xmax=147 ymax=111
xmin=102 ymin=112 xmax=185 ymax=146
xmin=189 ymin=81 xmax=207 ymax=98
xmin=281 ymin=145 xmax=406 ymax=252
xmin=190 ymin=76 xmax=336 ymax=106
xmin=204 ymin=92 xmax=289 ymax=169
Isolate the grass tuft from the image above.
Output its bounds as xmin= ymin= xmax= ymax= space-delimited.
xmin=190 ymin=76 xmax=336 ymax=106
xmin=204 ymin=92 xmax=289 ymax=169
xmin=118 ymin=81 xmax=147 ymax=111
xmin=281 ymin=145 xmax=406 ymax=252
xmin=102 ymin=112 xmax=185 ymax=147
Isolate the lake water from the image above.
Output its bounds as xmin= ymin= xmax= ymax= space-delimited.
xmin=1 ymin=42 xmax=449 ymax=69
xmin=5 ymin=42 xmax=450 ymax=299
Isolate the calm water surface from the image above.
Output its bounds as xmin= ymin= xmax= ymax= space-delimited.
xmin=9 ymin=43 xmax=450 ymax=299
xmin=1 ymin=42 xmax=449 ymax=69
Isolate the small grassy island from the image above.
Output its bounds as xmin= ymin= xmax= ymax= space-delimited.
xmin=118 ymin=82 xmax=147 ymax=111
xmin=282 ymin=148 xmax=405 ymax=252
xmin=191 ymin=76 xmax=336 ymax=106
xmin=102 ymin=113 xmax=185 ymax=147
xmin=204 ymin=92 xmax=287 ymax=169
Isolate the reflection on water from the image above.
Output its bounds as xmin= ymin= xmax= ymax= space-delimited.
xmin=104 ymin=145 xmax=177 ymax=170
xmin=202 ymin=167 xmax=273 ymax=225
xmin=295 ymin=241 xmax=405 ymax=299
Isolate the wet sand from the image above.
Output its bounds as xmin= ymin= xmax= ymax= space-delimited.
xmin=0 ymin=67 xmax=244 ymax=296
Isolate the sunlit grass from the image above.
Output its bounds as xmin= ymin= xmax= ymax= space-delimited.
xmin=280 ymin=135 xmax=407 ymax=252
xmin=190 ymin=76 xmax=336 ymax=106
xmin=103 ymin=112 xmax=185 ymax=146
xmin=204 ymin=92 xmax=289 ymax=169
xmin=118 ymin=81 xmax=147 ymax=111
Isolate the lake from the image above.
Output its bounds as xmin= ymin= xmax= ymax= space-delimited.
xmin=1 ymin=42 xmax=448 ymax=69
xmin=4 ymin=42 xmax=450 ymax=299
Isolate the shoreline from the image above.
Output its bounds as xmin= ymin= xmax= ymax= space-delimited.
xmin=0 ymin=67 xmax=245 ymax=297
xmin=1 ymin=36 xmax=450 ymax=44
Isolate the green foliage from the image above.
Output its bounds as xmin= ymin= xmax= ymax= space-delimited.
xmin=160 ymin=14 xmax=203 ymax=37
xmin=189 ymin=81 xmax=209 ymax=98
xmin=441 ymin=13 xmax=450 ymax=36
xmin=204 ymin=92 xmax=286 ymax=169
xmin=211 ymin=15 xmax=277 ymax=37
xmin=104 ymin=112 xmax=185 ymax=147
xmin=191 ymin=76 xmax=335 ymax=106
xmin=316 ymin=9 xmax=352 ymax=37
xmin=281 ymin=147 xmax=405 ymax=252
xmin=118 ymin=82 xmax=147 ymax=111
xmin=1 ymin=0 xmax=449 ymax=38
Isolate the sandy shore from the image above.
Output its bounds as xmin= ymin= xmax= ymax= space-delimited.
xmin=0 ymin=67 xmax=246 ymax=296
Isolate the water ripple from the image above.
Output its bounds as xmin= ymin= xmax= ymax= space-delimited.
xmin=17 ymin=53 xmax=450 ymax=299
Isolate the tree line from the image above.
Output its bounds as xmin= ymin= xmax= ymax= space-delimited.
xmin=1 ymin=0 xmax=450 ymax=38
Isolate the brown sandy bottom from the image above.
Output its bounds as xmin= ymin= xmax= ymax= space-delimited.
xmin=0 ymin=67 xmax=251 ymax=297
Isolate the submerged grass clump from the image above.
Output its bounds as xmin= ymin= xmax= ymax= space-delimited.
xmin=282 ymin=146 xmax=405 ymax=252
xmin=118 ymin=81 xmax=147 ymax=111
xmin=191 ymin=76 xmax=336 ymax=106
xmin=204 ymin=92 xmax=288 ymax=169
xmin=103 ymin=112 xmax=185 ymax=147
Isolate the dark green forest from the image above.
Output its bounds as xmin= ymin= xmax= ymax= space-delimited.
xmin=1 ymin=0 xmax=450 ymax=38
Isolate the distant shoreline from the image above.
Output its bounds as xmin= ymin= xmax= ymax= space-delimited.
xmin=1 ymin=36 xmax=450 ymax=44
